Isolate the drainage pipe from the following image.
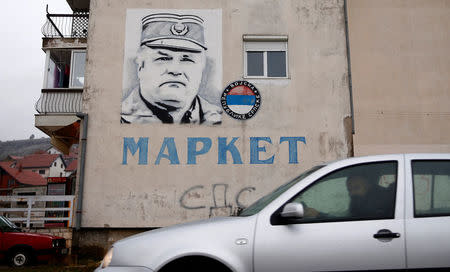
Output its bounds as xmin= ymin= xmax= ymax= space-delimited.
xmin=343 ymin=0 xmax=355 ymax=134
xmin=75 ymin=113 xmax=88 ymax=230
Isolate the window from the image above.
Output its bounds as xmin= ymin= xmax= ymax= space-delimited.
xmin=243 ymin=35 xmax=288 ymax=78
xmin=239 ymin=165 xmax=325 ymax=216
xmin=0 ymin=216 xmax=20 ymax=232
xmin=7 ymin=179 xmax=15 ymax=187
xmin=70 ymin=51 xmax=86 ymax=88
xmin=44 ymin=49 xmax=86 ymax=88
xmin=39 ymin=170 xmax=45 ymax=175
xmin=286 ymin=162 xmax=397 ymax=223
xmin=47 ymin=183 xmax=66 ymax=195
xmin=412 ymin=160 xmax=450 ymax=217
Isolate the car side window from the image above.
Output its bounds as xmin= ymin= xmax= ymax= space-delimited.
xmin=412 ymin=160 xmax=450 ymax=217
xmin=288 ymin=161 xmax=398 ymax=223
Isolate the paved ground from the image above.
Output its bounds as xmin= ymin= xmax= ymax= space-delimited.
xmin=0 ymin=261 xmax=99 ymax=271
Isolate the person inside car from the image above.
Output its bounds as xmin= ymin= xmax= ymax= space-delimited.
xmin=303 ymin=175 xmax=394 ymax=219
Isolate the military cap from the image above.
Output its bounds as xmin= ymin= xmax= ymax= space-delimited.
xmin=141 ymin=13 xmax=207 ymax=52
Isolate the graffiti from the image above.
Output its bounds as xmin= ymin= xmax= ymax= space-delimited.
xmin=179 ymin=185 xmax=206 ymax=210
xmin=121 ymin=10 xmax=223 ymax=125
xmin=236 ymin=186 xmax=256 ymax=208
xmin=180 ymin=184 xmax=257 ymax=217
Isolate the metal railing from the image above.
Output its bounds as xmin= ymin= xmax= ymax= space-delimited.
xmin=42 ymin=6 xmax=89 ymax=38
xmin=0 ymin=195 xmax=75 ymax=228
xmin=35 ymin=89 xmax=83 ymax=114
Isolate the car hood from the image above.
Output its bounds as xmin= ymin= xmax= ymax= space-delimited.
xmin=110 ymin=215 xmax=257 ymax=270
xmin=9 ymin=231 xmax=62 ymax=240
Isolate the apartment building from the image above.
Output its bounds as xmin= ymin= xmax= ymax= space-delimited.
xmin=34 ymin=0 xmax=450 ymax=250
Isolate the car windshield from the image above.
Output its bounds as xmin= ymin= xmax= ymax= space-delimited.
xmin=0 ymin=216 xmax=20 ymax=231
xmin=238 ymin=165 xmax=325 ymax=216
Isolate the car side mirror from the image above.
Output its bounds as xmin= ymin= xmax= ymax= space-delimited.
xmin=280 ymin=202 xmax=304 ymax=219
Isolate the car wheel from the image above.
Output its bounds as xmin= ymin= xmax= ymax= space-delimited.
xmin=159 ymin=257 xmax=231 ymax=272
xmin=10 ymin=250 xmax=30 ymax=267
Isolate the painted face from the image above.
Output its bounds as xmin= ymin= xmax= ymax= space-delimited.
xmin=346 ymin=176 xmax=369 ymax=197
xmin=137 ymin=46 xmax=206 ymax=113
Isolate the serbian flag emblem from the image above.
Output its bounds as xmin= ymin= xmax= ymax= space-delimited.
xmin=221 ymin=81 xmax=261 ymax=120
xmin=226 ymin=86 xmax=256 ymax=114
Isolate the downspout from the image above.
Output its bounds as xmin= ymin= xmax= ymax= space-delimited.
xmin=75 ymin=113 xmax=88 ymax=230
xmin=343 ymin=0 xmax=355 ymax=134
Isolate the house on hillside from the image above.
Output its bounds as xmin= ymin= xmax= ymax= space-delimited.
xmin=46 ymin=146 xmax=62 ymax=155
xmin=16 ymin=154 xmax=67 ymax=179
xmin=0 ymin=162 xmax=48 ymax=227
xmin=2 ymin=155 xmax=23 ymax=162
xmin=64 ymin=159 xmax=78 ymax=195
xmin=0 ymin=162 xmax=47 ymax=196
xmin=62 ymin=146 xmax=78 ymax=169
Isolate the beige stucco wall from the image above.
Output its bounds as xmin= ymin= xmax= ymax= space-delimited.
xmin=348 ymin=0 xmax=450 ymax=156
xmin=81 ymin=0 xmax=351 ymax=227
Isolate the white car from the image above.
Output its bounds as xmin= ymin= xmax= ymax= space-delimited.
xmin=97 ymin=154 xmax=450 ymax=271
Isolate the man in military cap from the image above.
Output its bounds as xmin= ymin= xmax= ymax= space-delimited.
xmin=121 ymin=13 xmax=222 ymax=124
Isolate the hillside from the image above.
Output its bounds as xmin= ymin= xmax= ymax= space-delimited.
xmin=0 ymin=138 xmax=51 ymax=161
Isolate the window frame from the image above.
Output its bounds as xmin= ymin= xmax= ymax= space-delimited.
xmin=411 ymin=160 xmax=450 ymax=218
xmin=69 ymin=50 xmax=87 ymax=88
xmin=271 ymin=161 xmax=399 ymax=225
xmin=43 ymin=49 xmax=86 ymax=89
xmin=243 ymin=35 xmax=289 ymax=79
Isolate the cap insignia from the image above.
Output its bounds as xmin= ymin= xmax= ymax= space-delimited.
xmin=170 ymin=23 xmax=188 ymax=36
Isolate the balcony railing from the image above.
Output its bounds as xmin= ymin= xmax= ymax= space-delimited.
xmin=0 ymin=195 xmax=75 ymax=228
xmin=35 ymin=89 xmax=83 ymax=114
xmin=42 ymin=6 xmax=89 ymax=38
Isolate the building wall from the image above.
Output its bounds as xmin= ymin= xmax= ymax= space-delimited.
xmin=11 ymin=186 xmax=47 ymax=228
xmin=49 ymin=157 xmax=66 ymax=177
xmin=348 ymin=0 xmax=450 ymax=155
xmin=12 ymin=186 xmax=47 ymax=197
xmin=30 ymin=228 xmax=73 ymax=254
xmin=28 ymin=167 xmax=48 ymax=178
xmin=0 ymin=169 xmax=14 ymax=195
xmin=81 ymin=0 xmax=351 ymax=227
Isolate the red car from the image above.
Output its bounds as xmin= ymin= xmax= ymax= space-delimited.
xmin=0 ymin=216 xmax=67 ymax=267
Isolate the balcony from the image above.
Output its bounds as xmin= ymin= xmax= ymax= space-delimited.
xmin=35 ymin=89 xmax=82 ymax=114
xmin=34 ymin=88 xmax=82 ymax=154
xmin=42 ymin=6 xmax=89 ymax=39
xmin=35 ymin=13 xmax=87 ymax=154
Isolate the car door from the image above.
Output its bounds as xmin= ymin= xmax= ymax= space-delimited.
xmin=253 ymin=156 xmax=406 ymax=272
xmin=404 ymin=154 xmax=450 ymax=269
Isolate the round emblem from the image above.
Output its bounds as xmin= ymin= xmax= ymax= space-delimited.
xmin=221 ymin=81 xmax=261 ymax=120
xmin=170 ymin=23 xmax=188 ymax=36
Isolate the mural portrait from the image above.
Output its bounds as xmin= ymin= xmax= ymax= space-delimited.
xmin=121 ymin=10 xmax=223 ymax=125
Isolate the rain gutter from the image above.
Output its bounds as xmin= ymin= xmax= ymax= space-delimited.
xmin=75 ymin=113 xmax=88 ymax=230
xmin=344 ymin=0 xmax=355 ymax=134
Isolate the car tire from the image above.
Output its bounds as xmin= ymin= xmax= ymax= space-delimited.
xmin=159 ymin=257 xmax=231 ymax=272
xmin=9 ymin=249 xmax=30 ymax=267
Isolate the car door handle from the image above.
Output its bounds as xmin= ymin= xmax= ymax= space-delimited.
xmin=373 ymin=229 xmax=401 ymax=239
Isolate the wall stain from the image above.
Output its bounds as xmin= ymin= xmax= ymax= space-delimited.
xmin=344 ymin=116 xmax=354 ymax=157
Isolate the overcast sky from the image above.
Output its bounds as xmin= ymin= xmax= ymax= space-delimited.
xmin=0 ymin=0 xmax=71 ymax=141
